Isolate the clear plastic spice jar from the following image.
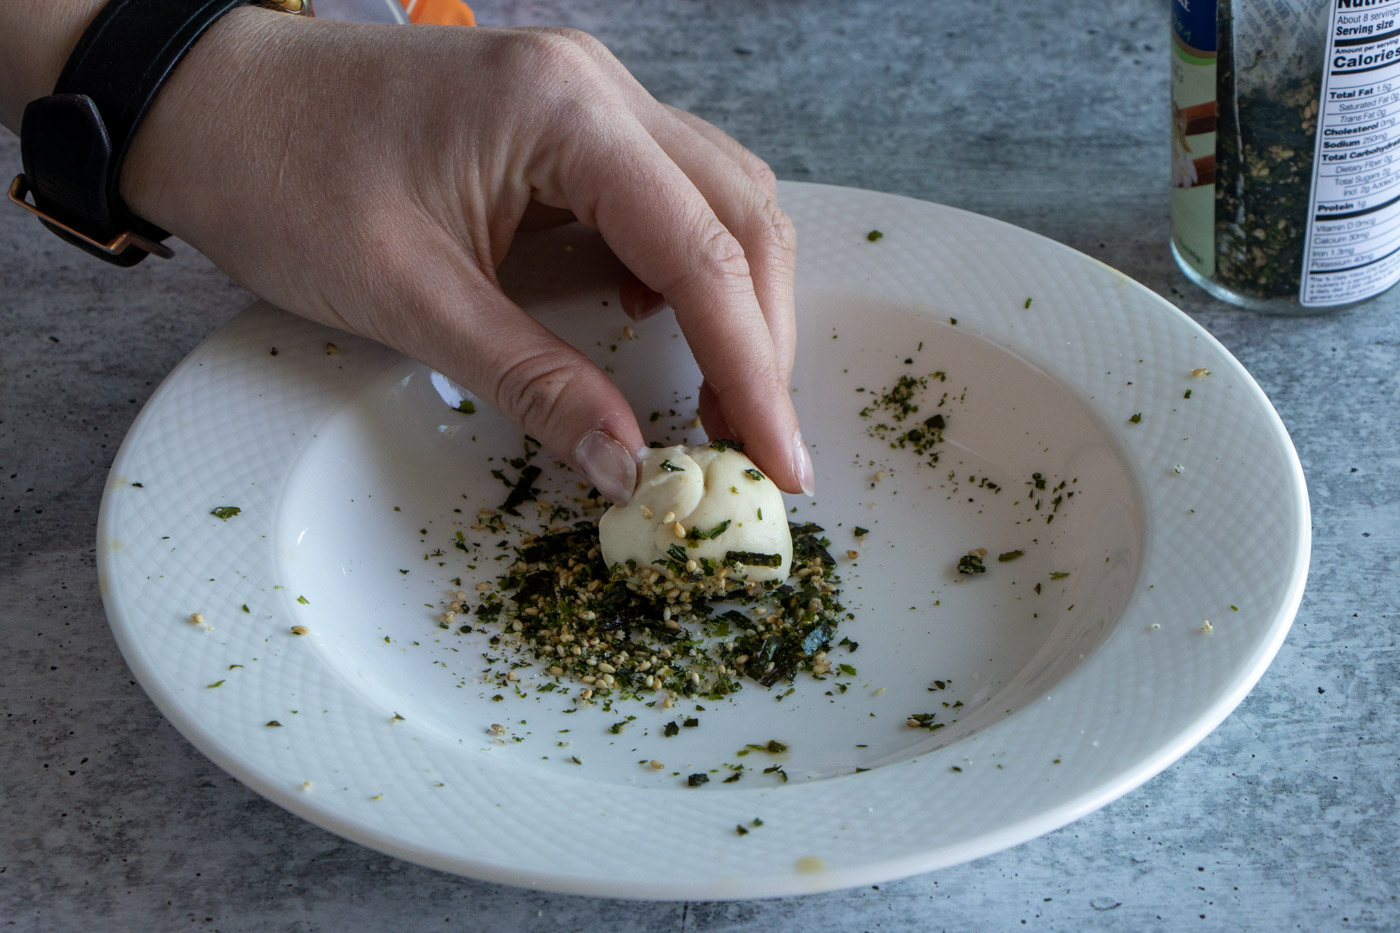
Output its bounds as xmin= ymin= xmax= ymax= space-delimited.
xmin=1171 ymin=0 xmax=1400 ymax=313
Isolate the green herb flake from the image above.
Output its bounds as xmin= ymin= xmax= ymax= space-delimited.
xmin=854 ymin=526 xmax=870 ymax=537
xmin=1049 ymin=571 xmax=1071 ymax=580
xmin=866 ymin=229 xmax=884 ymax=242
xmin=735 ymin=824 xmax=749 ymax=835
xmin=265 ymin=720 xmax=281 ymax=727
xmin=838 ymin=663 xmax=858 ymax=677
xmin=210 ymin=507 xmax=242 ymax=520
xmin=997 ymin=550 xmax=1024 ymax=562
xmin=687 ymin=773 xmax=710 ymax=787
xmin=743 ymin=468 xmax=764 ymax=481
xmin=296 ymin=595 xmax=310 ymax=605
xmin=206 ymin=680 xmax=225 ymax=689
xmin=1129 ymin=413 xmax=1142 ymax=424
xmin=658 ymin=459 xmax=685 ymax=473
xmin=1024 ymin=297 xmax=1033 ymax=309
xmin=709 ymin=439 xmax=744 ymax=452
xmin=957 ymin=554 xmax=986 ymax=575
xmin=456 ymin=399 xmax=476 ymax=415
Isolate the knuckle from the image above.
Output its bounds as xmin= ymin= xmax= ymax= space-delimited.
xmin=665 ymin=217 xmax=753 ymax=297
xmin=757 ymin=199 xmax=797 ymax=255
xmin=742 ymin=156 xmax=780 ymax=200
xmin=501 ymin=29 xmax=597 ymax=82
xmin=550 ymin=27 xmax=612 ymax=61
xmin=493 ymin=350 xmax=587 ymax=434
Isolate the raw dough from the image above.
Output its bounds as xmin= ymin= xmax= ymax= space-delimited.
xmin=599 ymin=444 xmax=792 ymax=583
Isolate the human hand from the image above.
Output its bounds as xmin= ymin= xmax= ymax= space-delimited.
xmin=119 ymin=11 xmax=812 ymax=502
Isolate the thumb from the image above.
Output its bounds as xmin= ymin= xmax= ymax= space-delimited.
xmin=408 ymin=286 xmax=645 ymax=504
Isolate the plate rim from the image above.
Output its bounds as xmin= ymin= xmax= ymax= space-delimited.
xmin=96 ymin=180 xmax=1311 ymax=899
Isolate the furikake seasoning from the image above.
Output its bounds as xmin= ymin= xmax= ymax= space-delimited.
xmin=1211 ymin=2 xmax=1321 ymax=299
xmin=443 ymin=482 xmax=850 ymax=706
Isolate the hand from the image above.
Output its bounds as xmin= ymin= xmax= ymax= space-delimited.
xmin=119 ymin=11 xmax=813 ymax=501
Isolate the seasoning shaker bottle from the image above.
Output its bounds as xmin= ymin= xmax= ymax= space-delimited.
xmin=1171 ymin=0 xmax=1400 ymax=313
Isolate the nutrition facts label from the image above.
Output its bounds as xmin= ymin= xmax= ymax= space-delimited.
xmin=1301 ymin=0 xmax=1400 ymax=306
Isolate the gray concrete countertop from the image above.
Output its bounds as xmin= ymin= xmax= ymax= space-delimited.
xmin=2 ymin=1 xmax=1396 ymax=929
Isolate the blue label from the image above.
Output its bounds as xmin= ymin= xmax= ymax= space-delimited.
xmin=1172 ymin=0 xmax=1217 ymax=54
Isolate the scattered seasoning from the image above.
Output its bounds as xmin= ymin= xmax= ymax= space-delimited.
xmin=957 ymin=552 xmax=986 ymax=575
xmin=906 ymin=713 xmax=944 ymax=731
xmin=454 ymin=511 xmax=847 ymax=699
xmin=210 ymin=506 xmax=241 ymax=520
xmin=866 ymin=229 xmax=884 ymax=242
xmin=687 ymin=773 xmax=710 ymax=787
xmin=859 ymin=373 xmax=951 ymax=466
xmin=1129 ymin=413 xmax=1142 ymax=424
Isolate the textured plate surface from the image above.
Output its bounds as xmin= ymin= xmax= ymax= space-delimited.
xmin=96 ymin=182 xmax=1309 ymax=899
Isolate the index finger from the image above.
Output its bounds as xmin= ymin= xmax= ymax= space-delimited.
xmin=540 ymin=122 xmax=812 ymax=495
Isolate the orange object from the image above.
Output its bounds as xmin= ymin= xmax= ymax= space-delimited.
xmin=397 ymin=0 xmax=474 ymax=26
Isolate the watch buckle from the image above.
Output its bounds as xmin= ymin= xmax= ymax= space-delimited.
xmin=8 ymin=174 xmax=174 ymax=260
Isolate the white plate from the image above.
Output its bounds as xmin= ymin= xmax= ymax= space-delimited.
xmin=97 ymin=182 xmax=1309 ymax=899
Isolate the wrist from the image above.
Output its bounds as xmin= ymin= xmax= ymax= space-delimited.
xmin=118 ymin=5 xmax=301 ymax=229
xmin=0 ymin=1 xmax=109 ymax=130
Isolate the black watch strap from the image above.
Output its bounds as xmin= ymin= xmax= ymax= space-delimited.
xmin=9 ymin=0 xmax=309 ymax=266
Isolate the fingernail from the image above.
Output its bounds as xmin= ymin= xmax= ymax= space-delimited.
xmin=575 ymin=430 xmax=638 ymax=504
xmin=792 ymin=428 xmax=815 ymax=497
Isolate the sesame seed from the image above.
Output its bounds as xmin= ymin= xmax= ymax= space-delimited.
xmin=290 ymin=625 xmax=309 ymax=635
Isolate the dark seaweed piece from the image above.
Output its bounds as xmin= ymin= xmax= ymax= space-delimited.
xmin=498 ymin=465 xmax=543 ymax=516
xmin=791 ymin=534 xmax=836 ymax=568
xmin=800 ymin=618 xmax=837 ymax=656
xmin=724 ymin=550 xmax=783 ymax=567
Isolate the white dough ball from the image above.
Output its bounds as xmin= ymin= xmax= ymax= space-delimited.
xmin=599 ymin=444 xmax=792 ymax=583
